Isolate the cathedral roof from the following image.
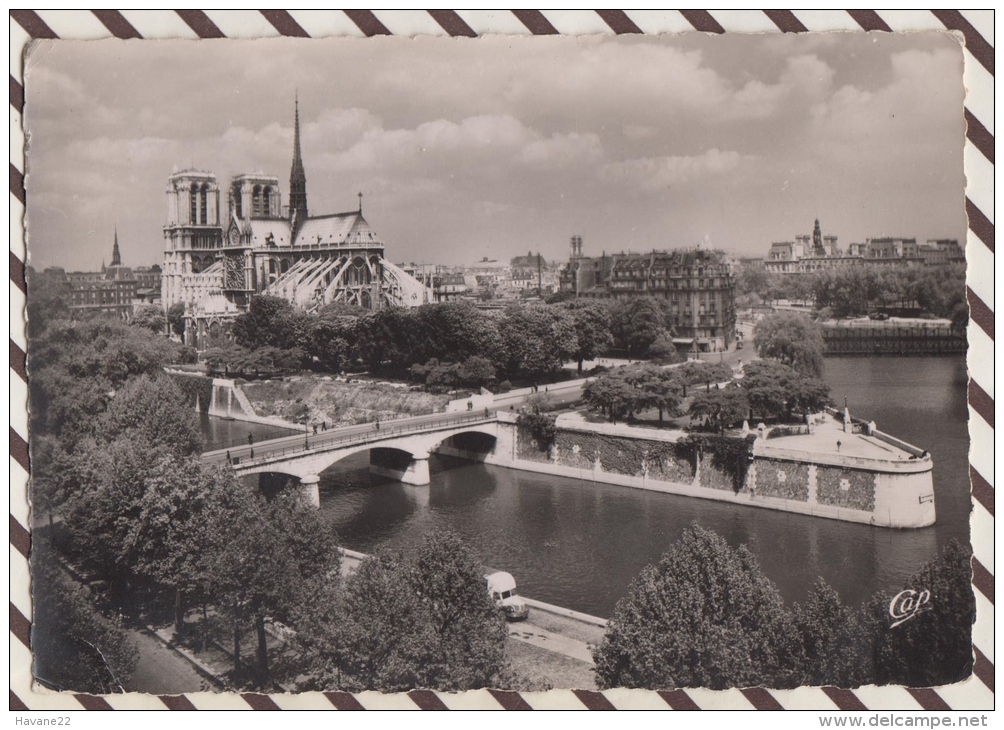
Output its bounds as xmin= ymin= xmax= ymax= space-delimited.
xmin=248 ymin=219 xmax=293 ymax=248
xmin=293 ymin=212 xmax=384 ymax=247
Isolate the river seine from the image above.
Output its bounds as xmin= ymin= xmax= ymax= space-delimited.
xmin=207 ymin=356 xmax=971 ymax=618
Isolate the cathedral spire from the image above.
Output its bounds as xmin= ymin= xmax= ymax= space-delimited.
xmin=289 ymin=94 xmax=308 ymax=225
xmin=111 ymin=226 xmax=122 ymax=266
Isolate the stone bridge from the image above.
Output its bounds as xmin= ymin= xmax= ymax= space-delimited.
xmin=202 ymin=412 xmax=506 ymax=507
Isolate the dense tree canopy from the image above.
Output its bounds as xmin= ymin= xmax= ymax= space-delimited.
xmin=131 ymin=304 xmax=166 ymax=334
xmin=611 ymin=297 xmax=674 ymax=358
xmin=753 ymin=311 xmax=826 ymax=377
xmin=688 ymin=386 xmax=750 ymax=433
xmin=583 ymin=365 xmax=684 ymax=423
xmin=299 ymin=530 xmax=511 ymax=692
xmin=166 ymin=302 xmax=187 ymax=337
xmin=561 ymin=299 xmax=615 ymax=372
xmin=31 ymin=543 xmax=139 ymax=693
xmin=596 ymin=527 xmax=975 ymax=690
xmin=26 ymin=267 xmax=72 ymax=340
xmin=741 ymin=360 xmax=830 ymax=420
xmin=594 ymin=525 xmax=801 ymax=689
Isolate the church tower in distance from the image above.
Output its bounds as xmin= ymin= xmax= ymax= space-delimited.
xmin=111 ymin=227 xmax=122 ymax=266
xmin=289 ymin=97 xmax=308 ymax=230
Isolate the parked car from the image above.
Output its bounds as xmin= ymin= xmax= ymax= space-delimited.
xmin=486 ymin=571 xmax=529 ymax=621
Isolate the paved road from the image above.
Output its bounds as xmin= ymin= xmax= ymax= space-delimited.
xmin=121 ymin=626 xmax=206 ymax=694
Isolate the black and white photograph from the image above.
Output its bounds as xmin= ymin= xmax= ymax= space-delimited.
xmin=19 ymin=24 xmax=978 ymax=704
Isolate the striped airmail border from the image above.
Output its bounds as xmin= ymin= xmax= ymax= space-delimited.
xmin=8 ymin=9 xmax=994 ymax=711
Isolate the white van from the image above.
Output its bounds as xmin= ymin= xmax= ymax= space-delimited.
xmin=486 ymin=571 xmax=529 ymax=621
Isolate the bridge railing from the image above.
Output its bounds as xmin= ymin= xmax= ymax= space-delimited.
xmin=215 ymin=426 xmax=303 ymax=452
xmin=212 ymin=412 xmax=498 ymax=469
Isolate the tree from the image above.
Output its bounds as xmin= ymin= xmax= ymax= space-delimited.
xmin=633 ymin=366 xmax=684 ymax=422
xmin=202 ymin=341 xmax=252 ymax=376
xmin=583 ymin=368 xmax=648 ymax=423
xmin=309 ymin=312 xmax=356 ymax=373
xmin=793 ymin=579 xmax=871 ymax=687
xmin=741 ymin=360 xmax=830 ymax=421
xmin=499 ymin=304 xmax=576 ymax=380
xmin=561 ymin=299 xmax=614 ymax=373
xmin=202 ymin=483 xmax=339 ymax=688
xmin=674 ymin=360 xmax=734 ymax=387
xmin=167 ymin=302 xmax=187 ymax=337
xmin=232 ymin=295 xmax=311 ymax=352
xmin=647 ymin=332 xmax=684 ymax=364
xmin=100 ymin=373 xmax=202 ymax=456
xmin=31 ymin=543 xmax=139 ymax=693
xmin=26 ymin=266 xmax=71 ymax=340
xmin=131 ymin=304 xmax=166 ymax=334
xmin=413 ymin=301 xmax=505 ymax=368
xmin=753 ymin=311 xmax=826 ymax=377
xmin=300 ymin=530 xmax=511 ymax=692
xmin=611 ymin=297 xmax=673 ymax=357
xmin=457 ymin=356 xmax=497 ymax=388
xmin=688 ymin=386 xmax=750 ymax=433
xmin=408 ymin=530 xmax=510 ymax=689
xmin=594 ymin=525 xmax=801 ymax=689
xmin=355 ymin=307 xmax=421 ymax=373
xmin=867 ymin=539 xmax=975 ymax=687
xmin=735 ymin=264 xmax=771 ymax=303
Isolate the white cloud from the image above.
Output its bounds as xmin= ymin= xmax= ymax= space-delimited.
xmin=600 ymin=149 xmax=745 ymax=190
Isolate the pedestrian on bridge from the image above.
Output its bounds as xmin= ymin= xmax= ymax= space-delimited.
xmin=375 ymin=419 xmax=380 ymax=431
xmin=484 ymin=407 xmax=490 ymax=417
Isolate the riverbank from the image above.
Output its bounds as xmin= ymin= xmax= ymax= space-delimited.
xmin=481 ymin=410 xmax=935 ymax=529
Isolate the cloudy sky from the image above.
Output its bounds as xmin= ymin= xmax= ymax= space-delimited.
xmin=24 ymin=32 xmax=965 ymax=271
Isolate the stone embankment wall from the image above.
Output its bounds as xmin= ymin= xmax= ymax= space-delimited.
xmin=490 ymin=415 xmax=935 ymax=529
xmin=167 ymin=370 xmax=301 ymax=429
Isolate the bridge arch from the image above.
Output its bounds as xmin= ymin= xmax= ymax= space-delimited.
xmin=223 ymin=420 xmax=502 ymax=498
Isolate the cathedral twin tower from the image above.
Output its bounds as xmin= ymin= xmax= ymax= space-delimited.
xmin=161 ymin=99 xmax=431 ymax=350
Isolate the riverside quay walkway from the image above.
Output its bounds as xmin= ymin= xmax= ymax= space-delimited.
xmin=201 ymin=411 xmax=500 ymax=504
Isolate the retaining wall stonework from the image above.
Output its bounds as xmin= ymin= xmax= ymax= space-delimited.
xmin=816 ymin=465 xmax=877 ymax=512
xmin=753 ymin=458 xmax=810 ymax=502
xmin=498 ymin=420 xmax=934 ymax=528
xmin=550 ymin=430 xmax=695 ymax=481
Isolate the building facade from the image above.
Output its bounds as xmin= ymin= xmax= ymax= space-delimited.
xmin=560 ymin=236 xmax=737 ymax=351
xmin=764 ymin=220 xmax=962 ymax=274
xmin=50 ymin=230 xmax=161 ymax=318
xmin=162 ymin=99 xmax=432 ymax=350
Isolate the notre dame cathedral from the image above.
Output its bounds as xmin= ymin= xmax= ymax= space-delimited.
xmin=161 ymin=99 xmax=432 ymax=350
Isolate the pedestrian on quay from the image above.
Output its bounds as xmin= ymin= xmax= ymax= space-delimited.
xmin=322 ymin=421 xmax=327 ymax=431
xmin=836 ymin=440 xmax=842 ymax=453
xmin=226 ymin=450 xmax=232 ymax=464
xmin=248 ymin=433 xmax=254 ymax=446
xmin=313 ymin=424 xmax=318 ymax=435
xmin=250 ymin=447 xmax=254 ymax=459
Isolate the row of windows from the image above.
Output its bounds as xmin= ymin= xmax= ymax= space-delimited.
xmin=608 ymin=274 xmax=730 ymax=290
